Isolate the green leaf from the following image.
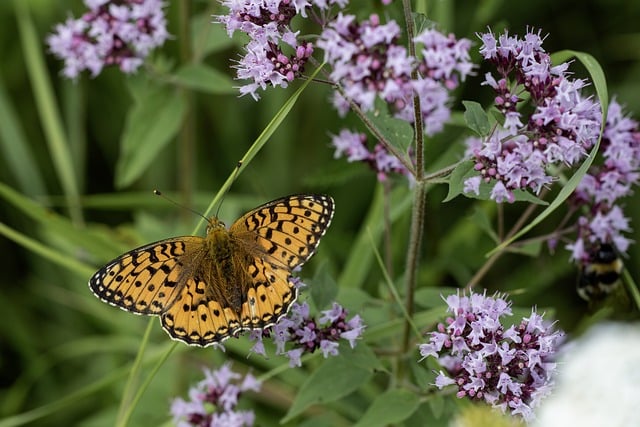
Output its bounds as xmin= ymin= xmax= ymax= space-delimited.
xmin=365 ymin=99 xmax=414 ymax=154
xmin=411 ymin=362 xmax=434 ymax=390
xmin=282 ymin=345 xmax=375 ymax=423
xmin=412 ymin=12 xmax=435 ymax=34
xmin=413 ymin=287 xmax=456 ymax=309
xmin=174 ymin=64 xmax=235 ymax=94
xmin=0 ymin=76 xmax=47 ymax=196
xmin=354 ymin=389 xmax=420 ymax=427
xmin=462 ymin=100 xmax=492 ymax=136
xmin=310 ymin=261 xmax=338 ymax=310
xmin=444 ymin=159 xmax=547 ymax=205
xmin=115 ymin=81 xmax=186 ymax=188
xmin=0 ymin=182 xmax=126 ymax=262
xmin=191 ymin=13 xmax=237 ymax=58
xmin=443 ymin=159 xmax=474 ymax=202
xmin=338 ymin=185 xmax=412 ymax=289
xmin=509 ymin=240 xmax=542 ymax=257
xmin=470 ymin=206 xmax=498 ymax=243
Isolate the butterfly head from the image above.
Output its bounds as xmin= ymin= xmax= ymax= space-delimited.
xmin=206 ymin=216 xmax=226 ymax=234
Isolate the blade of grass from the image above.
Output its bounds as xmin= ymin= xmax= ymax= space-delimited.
xmin=367 ymin=229 xmax=421 ymax=341
xmin=0 ymin=343 xmax=177 ymax=427
xmin=0 ymin=222 xmax=94 ymax=278
xmin=193 ymin=63 xmax=326 ymax=234
xmin=115 ymin=319 xmax=155 ymax=426
xmin=13 ymin=0 xmax=83 ymax=225
xmin=0 ymin=75 xmax=47 ymax=197
xmin=116 ymin=342 xmax=178 ymax=427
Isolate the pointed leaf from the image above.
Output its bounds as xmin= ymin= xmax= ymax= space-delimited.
xmin=365 ymin=99 xmax=414 ymax=155
xmin=443 ymin=159 xmax=474 ymax=202
xmin=191 ymin=13 xmax=236 ymax=57
xmin=174 ymin=64 xmax=235 ymax=94
xmin=282 ymin=345 xmax=375 ymax=422
xmin=463 ymin=100 xmax=492 ymax=136
xmin=310 ymin=261 xmax=338 ymax=310
xmin=444 ymin=159 xmax=547 ymax=205
xmin=115 ymin=83 xmax=186 ymax=188
xmin=354 ymin=389 xmax=420 ymax=427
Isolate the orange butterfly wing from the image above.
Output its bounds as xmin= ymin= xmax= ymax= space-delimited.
xmin=88 ymin=194 xmax=335 ymax=347
xmin=89 ymin=237 xmax=202 ymax=315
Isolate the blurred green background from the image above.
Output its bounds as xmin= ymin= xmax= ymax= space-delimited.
xmin=1 ymin=0 xmax=639 ymax=425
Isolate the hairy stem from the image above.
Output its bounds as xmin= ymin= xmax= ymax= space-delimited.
xmin=401 ymin=181 xmax=426 ymax=362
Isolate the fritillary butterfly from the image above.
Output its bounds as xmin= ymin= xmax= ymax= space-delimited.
xmin=89 ymin=194 xmax=334 ymax=347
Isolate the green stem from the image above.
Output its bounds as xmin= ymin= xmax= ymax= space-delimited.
xmin=115 ymin=320 xmax=155 ymax=427
xmin=400 ymin=181 xmax=426 ymax=364
xmin=401 ymin=0 xmax=424 ymax=179
xmin=117 ymin=342 xmax=178 ymax=427
xmin=334 ymin=84 xmax=416 ymax=176
xmin=399 ymin=0 xmax=427 ymax=380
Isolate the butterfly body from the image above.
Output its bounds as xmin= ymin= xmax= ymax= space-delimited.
xmin=89 ymin=194 xmax=334 ymax=347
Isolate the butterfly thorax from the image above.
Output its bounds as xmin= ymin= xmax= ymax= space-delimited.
xmin=203 ymin=217 xmax=247 ymax=313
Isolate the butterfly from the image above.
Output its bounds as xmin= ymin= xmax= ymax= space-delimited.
xmin=89 ymin=194 xmax=334 ymax=347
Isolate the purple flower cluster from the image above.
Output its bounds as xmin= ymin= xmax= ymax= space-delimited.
xmin=250 ymin=301 xmax=365 ymax=367
xmin=170 ymin=363 xmax=261 ymax=427
xmin=215 ymin=0 xmax=345 ymax=100
xmin=464 ymin=29 xmax=602 ymax=203
xmin=566 ymin=99 xmax=640 ymax=262
xmin=419 ymin=291 xmax=563 ymax=422
xmin=319 ymin=16 xmax=472 ymax=135
xmin=331 ymin=129 xmax=413 ymax=182
xmin=47 ymin=0 xmax=169 ymax=79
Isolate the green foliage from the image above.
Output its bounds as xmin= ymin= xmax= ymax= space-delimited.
xmin=2 ymin=1 xmax=640 ymax=427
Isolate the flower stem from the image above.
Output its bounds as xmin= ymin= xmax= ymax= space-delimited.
xmin=401 ymin=0 xmax=424 ymax=180
xmin=401 ymin=181 xmax=426 ymax=363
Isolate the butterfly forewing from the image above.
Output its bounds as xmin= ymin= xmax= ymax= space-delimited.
xmin=88 ymin=194 xmax=335 ymax=347
xmin=89 ymin=237 xmax=204 ymax=315
xmin=229 ymin=194 xmax=335 ymax=269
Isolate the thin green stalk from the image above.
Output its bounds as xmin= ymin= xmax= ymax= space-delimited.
xmin=13 ymin=1 xmax=83 ymax=226
xmin=401 ymin=0 xmax=424 ymax=179
xmin=467 ymin=188 xmax=550 ymax=290
xmin=193 ymin=63 xmax=325 ymax=234
xmin=382 ymin=181 xmax=393 ymax=276
xmin=368 ymin=230 xmax=421 ymax=339
xmin=117 ymin=342 xmax=178 ymax=427
xmin=0 ymin=368 xmax=131 ymax=427
xmin=0 ymin=222 xmax=94 ymax=278
xmin=400 ymin=181 xmax=426 ymax=360
xmin=0 ymin=76 xmax=47 ymax=197
xmin=399 ymin=0 xmax=427 ymax=380
xmin=622 ymin=269 xmax=640 ymax=311
xmin=115 ymin=319 xmax=155 ymax=427
xmin=332 ymin=84 xmax=416 ymax=176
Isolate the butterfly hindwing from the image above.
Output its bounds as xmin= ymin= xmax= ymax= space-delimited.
xmin=241 ymin=257 xmax=297 ymax=328
xmin=160 ymin=277 xmax=244 ymax=346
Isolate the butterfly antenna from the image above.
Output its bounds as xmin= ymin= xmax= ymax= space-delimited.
xmin=153 ymin=190 xmax=210 ymax=223
xmin=214 ymin=160 xmax=243 ymax=218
